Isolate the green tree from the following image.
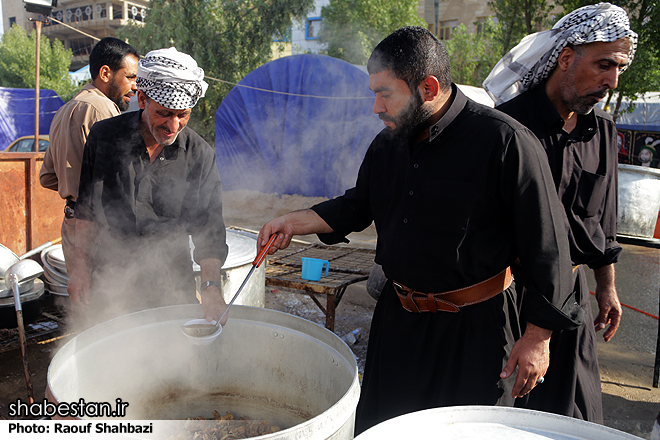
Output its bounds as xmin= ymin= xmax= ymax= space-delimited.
xmin=0 ymin=24 xmax=80 ymax=100
xmin=556 ymin=0 xmax=660 ymax=119
xmin=319 ymin=0 xmax=424 ymax=65
xmin=488 ymin=0 xmax=555 ymax=54
xmin=444 ymin=19 xmax=503 ymax=86
xmin=118 ymin=0 xmax=314 ymax=141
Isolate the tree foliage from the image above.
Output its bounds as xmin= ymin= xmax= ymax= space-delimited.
xmin=487 ymin=0 xmax=555 ymax=54
xmin=556 ymin=0 xmax=660 ymax=118
xmin=319 ymin=0 xmax=424 ymax=65
xmin=118 ymin=0 xmax=314 ymax=141
xmin=0 ymin=24 xmax=80 ymax=100
xmin=444 ymin=19 xmax=503 ymax=86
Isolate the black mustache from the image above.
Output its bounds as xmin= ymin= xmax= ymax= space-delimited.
xmin=378 ymin=113 xmax=394 ymax=122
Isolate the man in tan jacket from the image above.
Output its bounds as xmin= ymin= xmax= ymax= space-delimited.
xmin=40 ymin=37 xmax=138 ymax=272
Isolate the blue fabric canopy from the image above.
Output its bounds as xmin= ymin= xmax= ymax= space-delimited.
xmin=215 ymin=54 xmax=383 ymax=198
xmin=0 ymin=87 xmax=64 ymax=150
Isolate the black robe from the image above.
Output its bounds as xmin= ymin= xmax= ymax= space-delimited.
xmin=312 ymin=85 xmax=583 ymax=434
xmin=497 ymin=83 xmax=622 ymax=423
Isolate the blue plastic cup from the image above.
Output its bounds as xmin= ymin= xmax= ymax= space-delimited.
xmin=301 ymin=257 xmax=329 ymax=281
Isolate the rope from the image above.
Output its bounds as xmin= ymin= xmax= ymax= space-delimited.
xmin=203 ymin=75 xmax=374 ymax=100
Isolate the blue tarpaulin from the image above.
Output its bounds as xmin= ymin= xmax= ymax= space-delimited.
xmin=215 ymin=54 xmax=384 ymax=198
xmin=0 ymin=87 xmax=64 ymax=150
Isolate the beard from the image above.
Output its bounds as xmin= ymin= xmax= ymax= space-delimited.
xmin=379 ymin=90 xmax=434 ymax=138
xmin=560 ymin=64 xmax=607 ymax=116
xmin=108 ymin=78 xmax=132 ymax=112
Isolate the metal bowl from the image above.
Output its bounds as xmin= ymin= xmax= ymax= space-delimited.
xmin=0 ymin=244 xmax=20 ymax=278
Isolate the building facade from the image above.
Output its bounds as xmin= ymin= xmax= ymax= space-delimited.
xmin=2 ymin=0 xmax=148 ymax=70
xmin=420 ymin=0 xmax=496 ymax=38
xmin=272 ymin=0 xmax=497 ymax=59
xmin=4 ymin=0 xmax=498 ymax=67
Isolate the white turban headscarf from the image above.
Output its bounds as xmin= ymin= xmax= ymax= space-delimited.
xmin=483 ymin=3 xmax=637 ymax=106
xmin=136 ymin=47 xmax=209 ymax=110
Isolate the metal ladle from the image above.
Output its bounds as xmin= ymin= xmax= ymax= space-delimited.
xmin=181 ymin=233 xmax=279 ymax=339
xmin=5 ymin=259 xmax=44 ymax=404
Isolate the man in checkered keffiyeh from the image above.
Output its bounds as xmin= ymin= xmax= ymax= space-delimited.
xmin=491 ymin=2 xmax=636 ymax=425
xmin=483 ymin=2 xmax=637 ymax=105
xmin=136 ymin=47 xmax=208 ymax=110
xmin=70 ymin=47 xmax=229 ymax=329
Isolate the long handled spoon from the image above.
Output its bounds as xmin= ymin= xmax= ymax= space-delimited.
xmin=181 ymin=233 xmax=278 ymax=339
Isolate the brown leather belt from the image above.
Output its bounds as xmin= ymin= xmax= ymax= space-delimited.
xmin=393 ymin=267 xmax=513 ymax=313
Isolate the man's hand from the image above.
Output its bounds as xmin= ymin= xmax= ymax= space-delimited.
xmin=593 ymin=264 xmax=621 ymax=342
xmin=199 ymin=258 xmax=226 ymax=324
xmin=200 ymin=285 xmax=228 ymax=325
xmin=500 ymin=322 xmax=552 ymax=398
xmin=258 ymin=209 xmax=333 ymax=255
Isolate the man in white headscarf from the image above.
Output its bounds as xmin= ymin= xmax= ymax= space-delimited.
xmin=68 ymin=48 xmax=229 ymax=329
xmin=485 ymin=3 xmax=637 ymax=423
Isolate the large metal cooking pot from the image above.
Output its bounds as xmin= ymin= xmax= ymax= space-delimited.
xmin=618 ymin=164 xmax=660 ymax=238
xmin=194 ymin=229 xmax=265 ymax=308
xmin=47 ymin=304 xmax=360 ymax=439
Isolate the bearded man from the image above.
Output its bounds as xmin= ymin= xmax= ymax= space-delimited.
xmin=68 ymin=48 xmax=228 ymax=329
xmin=40 ymin=37 xmax=139 ymax=273
xmin=257 ymin=26 xmax=584 ymax=435
xmin=485 ymin=2 xmax=637 ymax=423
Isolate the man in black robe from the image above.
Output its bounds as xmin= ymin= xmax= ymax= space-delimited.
xmin=485 ymin=2 xmax=637 ymax=423
xmin=69 ymin=48 xmax=229 ymax=328
xmin=258 ymin=26 xmax=583 ymax=434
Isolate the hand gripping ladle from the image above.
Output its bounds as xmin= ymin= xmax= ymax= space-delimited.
xmin=181 ymin=234 xmax=278 ymax=340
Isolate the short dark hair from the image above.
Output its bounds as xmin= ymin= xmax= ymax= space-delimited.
xmin=89 ymin=37 xmax=139 ymax=80
xmin=367 ymin=26 xmax=452 ymax=94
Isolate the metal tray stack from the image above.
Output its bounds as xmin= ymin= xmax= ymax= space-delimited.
xmin=41 ymin=244 xmax=69 ymax=296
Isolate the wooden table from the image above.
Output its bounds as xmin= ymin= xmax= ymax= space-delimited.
xmin=265 ymin=242 xmax=376 ymax=332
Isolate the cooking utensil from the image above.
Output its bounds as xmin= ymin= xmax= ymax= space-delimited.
xmin=181 ymin=233 xmax=278 ymax=340
xmin=19 ymin=237 xmax=62 ymax=260
xmin=5 ymin=259 xmax=44 ymax=404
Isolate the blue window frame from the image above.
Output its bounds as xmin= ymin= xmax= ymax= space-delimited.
xmin=306 ymin=17 xmax=321 ymax=40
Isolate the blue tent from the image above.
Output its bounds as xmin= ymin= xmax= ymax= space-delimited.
xmin=0 ymin=87 xmax=64 ymax=150
xmin=215 ymin=54 xmax=383 ymax=198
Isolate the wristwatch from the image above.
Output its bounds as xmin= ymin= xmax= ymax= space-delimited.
xmin=201 ymin=280 xmax=221 ymax=291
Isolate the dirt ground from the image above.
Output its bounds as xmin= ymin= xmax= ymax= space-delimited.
xmin=1 ymin=189 xmax=660 ymax=439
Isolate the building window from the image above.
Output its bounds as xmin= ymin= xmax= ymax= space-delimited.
xmin=438 ymin=19 xmax=457 ymax=40
xmin=96 ymin=3 xmax=108 ymax=19
xmin=476 ymin=17 xmax=487 ymax=34
xmin=8 ymin=17 xmax=16 ymax=27
xmin=112 ymin=3 xmax=123 ymax=19
xmin=128 ymin=4 xmax=146 ymax=22
xmin=306 ymin=17 xmax=322 ymax=40
xmin=69 ymin=38 xmax=94 ymax=57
